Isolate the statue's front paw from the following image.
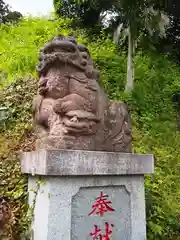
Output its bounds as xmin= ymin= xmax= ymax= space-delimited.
xmin=60 ymin=100 xmax=76 ymax=114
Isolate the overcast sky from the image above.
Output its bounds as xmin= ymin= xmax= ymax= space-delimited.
xmin=4 ymin=0 xmax=53 ymax=16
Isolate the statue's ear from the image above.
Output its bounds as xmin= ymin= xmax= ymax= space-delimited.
xmin=78 ymin=44 xmax=90 ymax=55
xmin=95 ymin=70 xmax=100 ymax=81
xmin=67 ymin=36 xmax=77 ymax=44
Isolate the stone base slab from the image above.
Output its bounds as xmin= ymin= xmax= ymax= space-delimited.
xmin=21 ymin=150 xmax=154 ymax=176
xmin=21 ymin=150 xmax=154 ymax=240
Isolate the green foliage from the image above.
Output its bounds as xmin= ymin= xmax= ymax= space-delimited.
xmin=0 ymin=76 xmax=37 ymax=239
xmin=0 ymin=17 xmax=72 ymax=85
xmin=129 ymin=53 xmax=180 ymax=239
xmin=54 ymin=0 xmax=114 ymax=28
xmin=0 ymin=0 xmax=22 ymax=24
xmin=0 ymin=0 xmax=9 ymax=23
xmin=0 ymin=17 xmax=180 ymax=239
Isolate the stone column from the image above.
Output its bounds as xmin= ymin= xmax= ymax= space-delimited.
xmin=21 ymin=150 xmax=154 ymax=240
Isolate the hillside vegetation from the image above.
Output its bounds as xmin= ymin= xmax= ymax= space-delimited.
xmin=0 ymin=18 xmax=180 ymax=239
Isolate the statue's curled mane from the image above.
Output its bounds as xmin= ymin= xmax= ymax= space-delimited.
xmin=36 ymin=35 xmax=99 ymax=80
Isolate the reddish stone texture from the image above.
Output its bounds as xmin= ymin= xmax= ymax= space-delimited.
xmin=33 ymin=35 xmax=131 ymax=152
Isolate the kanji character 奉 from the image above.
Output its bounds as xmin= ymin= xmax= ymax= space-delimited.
xmin=89 ymin=192 xmax=115 ymax=217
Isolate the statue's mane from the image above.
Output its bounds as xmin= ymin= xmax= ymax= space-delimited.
xmin=36 ymin=35 xmax=100 ymax=80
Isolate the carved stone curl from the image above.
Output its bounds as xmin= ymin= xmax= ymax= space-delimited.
xmin=33 ymin=35 xmax=132 ymax=152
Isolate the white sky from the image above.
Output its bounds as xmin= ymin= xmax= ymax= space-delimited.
xmin=4 ymin=0 xmax=53 ymax=16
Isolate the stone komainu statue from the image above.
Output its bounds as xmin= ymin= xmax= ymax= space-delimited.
xmin=33 ymin=35 xmax=132 ymax=152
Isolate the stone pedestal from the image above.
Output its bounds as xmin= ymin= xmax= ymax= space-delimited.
xmin=21 ymin=150 xmax=154 ymax=240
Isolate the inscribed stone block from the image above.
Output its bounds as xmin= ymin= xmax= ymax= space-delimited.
xmin=71 ymin=186 xmax=131 ymax=239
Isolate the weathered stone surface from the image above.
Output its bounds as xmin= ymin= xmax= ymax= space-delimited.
xmin=71 ymin=186 xmax=131 ymax=239
xmin=23 ymin=150 xmax=154 ymax=240
xmin=28 ymin=175 xmax=146 ymax=240
xmin=21 ymin=150 xmax=154 ymax=176
xmin=32 ymin=35 xmax=131 ymax=152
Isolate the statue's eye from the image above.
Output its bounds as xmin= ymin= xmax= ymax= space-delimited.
xmin=82 ymin=52 xmax=88 ymax=59
xmin=81 ymin=60 xmax=87 ymax=66
xmin=69 ymin=39 xmax=76 ymax=44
